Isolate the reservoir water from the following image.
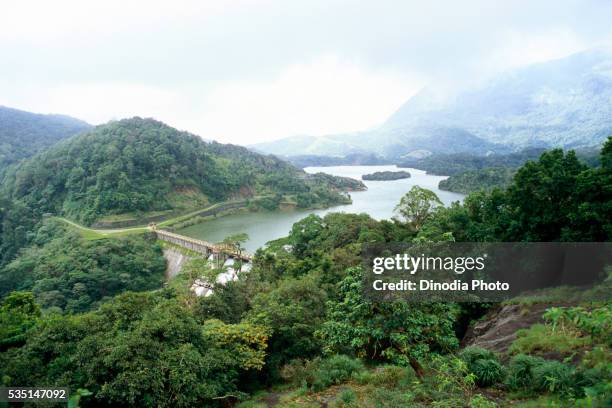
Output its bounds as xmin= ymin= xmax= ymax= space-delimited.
xmin=178 ymin=166 xmax=464 ymax=252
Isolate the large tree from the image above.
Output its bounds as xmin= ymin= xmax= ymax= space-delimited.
xmin=318 ymin=267 xmax=459 ymax=377
xmin=394 ymin=186 xmax=443 ymax=231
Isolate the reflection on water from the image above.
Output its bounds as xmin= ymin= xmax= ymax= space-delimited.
xmin=178 ymin=165 xmax=465 ymax=252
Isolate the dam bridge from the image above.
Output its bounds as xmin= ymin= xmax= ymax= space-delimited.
xmin=149 ymin=225 xmax=252 ymax=263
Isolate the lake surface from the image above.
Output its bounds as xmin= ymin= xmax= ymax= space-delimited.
xmin=178 ymin=166 xmax=464 ymax=252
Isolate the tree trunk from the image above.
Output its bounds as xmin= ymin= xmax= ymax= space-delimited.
xmin=409 ymin=358 xmax=424 ymax=378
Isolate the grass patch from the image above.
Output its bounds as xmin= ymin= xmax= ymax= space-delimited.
xmin=96 ymin=209 xmax=175 ymax=223
xmin=55 ymin=217 xmax=148 ymax=240
xmin=508 ymin=324 xmax=590 ymax=356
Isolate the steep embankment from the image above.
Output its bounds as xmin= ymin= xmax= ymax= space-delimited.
xmin=162 ymin=248 xmax=194 ymax=280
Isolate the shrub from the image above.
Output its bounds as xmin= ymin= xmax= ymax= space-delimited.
xmin=532 ymin=361 xmax=574 ymax=395
xmin=351 ymin=370 xmax=374 ymax=385
xmin=330 ymin=388 xmax=357 ymax=407
xmin=459 ymin=346 xmax=497 ymax=366
xmin=505 ymin=354 xmax=546 ymax=390
xmin=280 ymin=355 xmax=364 ymax=391
xmin=281 ymin=356 xmax=365 ymax=391
xmin=574 ymin=381 xmax=612 ymax=407
xmin=459 ymin=346 xmax=503 ymax=387
xmin=471 ymin=359 xmax=505 ymax=387
xmin=367 ymin=365 xmax=416 ymax=388
xmin=543 ymin=305 xmax=612 ymax=343
xmin=310 ymin=355 xmax=364 ymax=391
xmin=280 ymin=358 xmax=313 ymax=386
xmin=571 ymin=367 xmax=608 ymax=398
xmin=420 ymin=355 xmax=476 ymax=403
xmin=469 ymin=394 xmax=497 ymax=408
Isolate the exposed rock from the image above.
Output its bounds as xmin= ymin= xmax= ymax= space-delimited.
xmin=461 ymin=303 xmax=551 ymax=354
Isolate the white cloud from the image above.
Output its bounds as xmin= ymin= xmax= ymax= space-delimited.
xmin=1 ymin=82 xmax=184 ymax=125
xmin=481 ymin=29 xmax=586 ymax=74
xmin=0 ymin=0 xmax=256 ymax=43
xmin=1 ymin=0 xmax=611 ymax=145
xmin=2 ymin=57 xmax=421 ymax=145
xmin=188 ymin=57 xmax=423 ymax=143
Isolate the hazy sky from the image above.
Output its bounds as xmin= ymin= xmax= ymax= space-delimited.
xmin=1 ymin=0 xmax=611 ymax=144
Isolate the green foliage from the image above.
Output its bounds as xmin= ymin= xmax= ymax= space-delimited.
xmin=2 ymin=135 xmax=611 ymax=407
xmin=2 ymin=118 xmax=351 ymax=225
xmin=352 ymin=365 xmax=416 ymax=388
xmin=334 ymin=388 xmax=357 ymax=406
xmin=397 ymin=148 xmax=548 ymax=176
xmin=439 ymin=167 xmax=514 ymax=194
xmin=0 ymin=118 xmax=355 ymax=273
xmin=310 ymin=355 xmax=365 ymax=391
xmin=421 ymin=138 xmax=612 ymax=242
xmin=280 ymin=355 xmax=364 ymax=392
xmin=469 ymin=394 xmax=497 ymax=408
xmin=470 ymin=359 xmax=505 ymax=387
xmin=0 ymin=291 xmax=269 ymax=407
xmin=394 ymin=186 xmax=443 ymax=230
xmin=506 ymin=355 xmax=601 ymax=399
xmin=0 ymin=106 xmax=90 ymax=171
xmin=459 ymin=347 xmax=505 ymax=387
xmin=418 ymin=355 xmax=477 ymax=406
xmin=506 ymin=354 xmax=546 ymax=390
xmin=0 ymin=221 xmax=166 ymax=312
xmin=532 ymin=360 xmax=574 ymax=395
xmin=362 ymin=170 xmax=411 ymax=181
xmin=459 ymin=346 xmax=497 ymax=366
xmin=543 ymin=305 xmax=612 ymax=344
xmin=509 ymin=324 xmax=590 ymax=356
xmin=0 ymin=291 xmax=40 ymax=350
xmin=319 ymin=267 xmax=459 ymax=367
xmin=245 ymin=277 xmax=327 ymax=374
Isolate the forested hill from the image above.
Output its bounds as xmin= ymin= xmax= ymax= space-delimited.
xmin=0 ymin=106 xmax=91 ymax=171
xmin=0 ymin=118 xmax=358 ymax=225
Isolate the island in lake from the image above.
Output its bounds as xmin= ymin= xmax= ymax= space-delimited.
xmin=362 ymin=170 xmax=411 ymax=181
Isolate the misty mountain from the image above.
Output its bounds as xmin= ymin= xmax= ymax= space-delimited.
xmin=0 ymin=106 xmax=91 ymax=170
xmin=252 ymin=48 xmax=612 ymax=158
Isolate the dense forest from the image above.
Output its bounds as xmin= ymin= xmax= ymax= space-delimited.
xmin=1 ymin=118 xmax=357 ymax=225
xmin=0 ymin=220 xmax=166 ymax=314
xmin=362 ymin=170 xmax=411 ymax=181
xmin=284 ymin=153 xmax=389 ymax=169
xmin=438 ymin=167 xmax=515 ymax=194
xmin=397 ymin=147 xmax=600 ymax=176
xmin=0 ymin=138 xmax=610 ymax=406
xmin=0 ymin=118 xmax=362 ymax=269
xmin=0 ymin=106 xmax=90 ymax=172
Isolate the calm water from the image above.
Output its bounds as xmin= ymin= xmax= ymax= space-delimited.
xmin=178 ymin=166 xmax=464 ymax=252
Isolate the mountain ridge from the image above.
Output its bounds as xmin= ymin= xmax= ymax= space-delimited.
xmin=0 ymin=106 xmax=91 ymax=170
xmin=252 ymin=48 xmax=612 ymax=158
xmin=1 ymin=117 xmax=361 ymax=225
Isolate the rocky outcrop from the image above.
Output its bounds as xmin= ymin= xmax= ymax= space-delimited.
xmin=461 ymin=303 xmax=551 ymax=354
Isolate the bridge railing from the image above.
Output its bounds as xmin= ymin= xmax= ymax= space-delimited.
xmin=153 ymin=228 xmax=252 ymax=261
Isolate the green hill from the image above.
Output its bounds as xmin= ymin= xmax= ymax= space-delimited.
xmin=438 ymin=167 xmax=515 ymax=194
xmin=1 ymin=118 xmax=361 ymax=225
xmin=0 ymin=106 xmax=91 ymax=171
